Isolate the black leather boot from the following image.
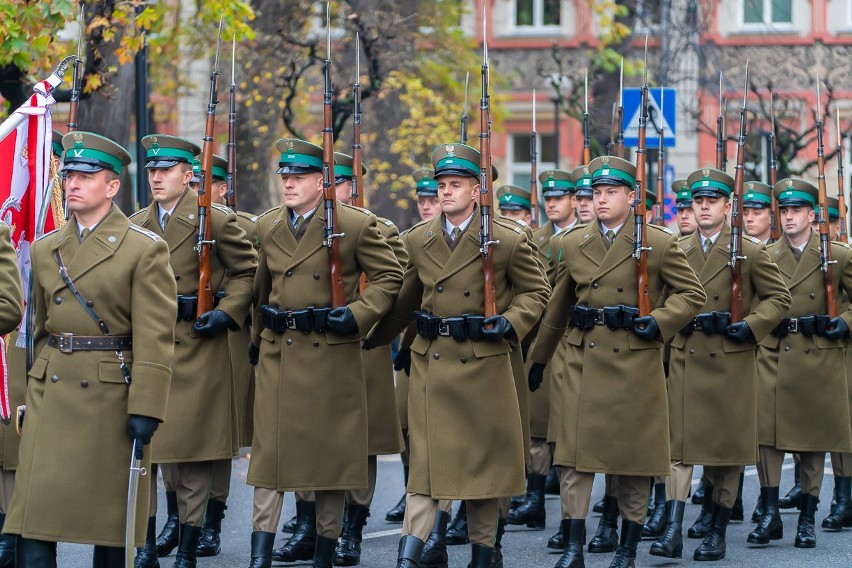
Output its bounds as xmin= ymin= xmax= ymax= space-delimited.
xmin=490 ymin=518 xmax=506 ymax=568
xmin=156 ymin=491 xmax=179 ymax=556
xmin=135 ymin=516 xmax=160 ymax=568
xmin=694 ymin=505 xmax=731 ymax=561
xmin=747 ymin=486 xmax=783 ymax=544
xmin=333 ymin=503 xmax=370 ymax=566
xmin=16 ymin=538 xmax=56 ymax=568
xmin=506 ymin=473 xmax=546 ymax=529
xmin=731 ymin=473 xmax=745 ymax=521
xmin=608 ymin=520 xmax=641 ymax=568
xmin=649 ymin=500 xmax=685 ymax=559
xmin=779 ymin=463 xmax=802 ymax=510
xmin=469 ymin=544 xmax=493 ymax=568
xmin=248 ymin=531 xmax=275 ymax=568
xmin=592 ymin=498 xmax=604 ymax=514
xmin=92 ymin=545 xmax=125 ymax=568
xmin=546 ymin=466 xmax=560 ymax=495
xmin=313 ymin=536 xmax=337 ymax=568
xmin=822 ymin=476 xmax=852 ymax=530
xmin=794 ymin=493 xmax=818 ymax=548
xmin=0 ymin=514 xmax=13 ymax=568
xmin=282 ymin=510 xmax=298 ymax=533
xmin=273 ymin=500 xmax=317 ymax=561
xmin=419 ymin=510 xmax=449 ymax=568
xmin=692 ymin=479 xmax=706 ymax=504
xmin=172 ymin=524 xmax=202 ymax=568
xmin=197 ymin=499 xmax=227 ymax=557
xmin=386 ymin=466 xmax=409 ymax=522
xmin=641 ymin=483 xmax=666 ymax=538
xmin=396 ymin=535 xmax=425 ymax=568
xmin=687 ymin=483 xmax=714 ymax=538
xmin=547 ymin=527 xmax=564 ymax=550
xmin=555 ymin=519 xmax=585 ymax=568
xmin=751 ymin=488 xmax=765 ymax=523
xmin=445 ymin=502 xmax=469 ymax=545
xmin=588 ymin=495 xmax=618 ymax=553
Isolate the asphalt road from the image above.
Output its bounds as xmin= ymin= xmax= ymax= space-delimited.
xmin=56 ymin=453 xmax=852 ymax=567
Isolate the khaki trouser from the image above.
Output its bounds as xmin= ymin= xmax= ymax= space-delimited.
xmin=557 ymin=466 xmax=594 ymax=519
xmin=149 ymin=461 xmax=213 ymax=525
xmin=666 ymin=461 xmax=693 ymax=503
xmin=209 ymin=458 xmax=232 ymax=502
xmin=162 ymin=462 xmax=179 ymax=491
xmin=831 ymin=452 xmax=852 ymax=477
xmin=296 ymin=490 xmax=316 ymax=502
xmin=254 ymin=488 xmax=344 ymax=538
xmin=498 ymin=497 xmax=511 ymax=518
xmin=668 ymin=462 xmax=741 ymax=509
xmin=605 ymin=473 xmax=618 ymax=496
xmin=149 ymin=462 xmax=182 ymax=516
xmin=0 ymin=469 xmax=14 ymax=514
xmin=530 ymin=439 xmax=551 ymax=476
xmin=402 ymin=494 xmax=498 ymax=546
xmin=346 ymin=456 xmax=378 ymax=507
xmin=758 ymin=446 xmax=825 ymax=497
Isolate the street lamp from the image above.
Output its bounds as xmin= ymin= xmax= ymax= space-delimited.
xmin=548 ymin=73 xmax=572 ymax=168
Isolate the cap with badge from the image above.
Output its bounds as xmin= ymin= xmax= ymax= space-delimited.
xmin=828 ymin=196 xmax=840 ymax=221
xmin=333 ymin=152 xmax=368 ymax=185
xmin=275 ymin=138 xmax=324 ymax=174
xmin=61 ymin=131 xmax=132 ymax=175
xmin=431 ymin=143 xmax=498 ymax=181
xmin=687 ymin=168 xmax=734 ymax=199
xmin=496 ymin=185 xmax=532 ymax=212
xmin=539 ymin=169 xmax=575 ymax=198
xmin=645 ymin=186 xmax=658 ymax=210
xmin=773 ymin=178 xmax=818 ymax=208
xmin=412 ymin=168 xmax=438 ymax=197
xmin=589 ymin=156 xmax=636 ymax=189
xmin=141 ymin=135 xmax=200 ymax=170
xmin=672 ymin=178 xmax=692 ymax=209
xmin=52 ymin=129 xmax=64 ymax=158
xmin=572 ymin=165 xmax=593 ymax=198
xmin=742 ymin=180 xmax=772 ymax=209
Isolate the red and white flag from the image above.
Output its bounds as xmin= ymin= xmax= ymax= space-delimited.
xmin=0 ymin=75 xmax=63 ymax=423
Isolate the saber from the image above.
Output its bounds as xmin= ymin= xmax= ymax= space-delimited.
xmin=125 ymin=439 xmax=147 ymax=567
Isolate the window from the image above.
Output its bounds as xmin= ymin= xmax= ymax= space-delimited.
xmin=509 ymin=133 xmax=556 ymax=188
xmin=515 ymin=0 xmax=560 ymax=30
xmin=743 ymin=0 xmax=793 ymax=26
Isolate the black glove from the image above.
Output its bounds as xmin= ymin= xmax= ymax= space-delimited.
xmin=193 ymin=309 xmax=236 ymax=337
xmin=248 ymin=342 xmax=260 ymax=366
xmin=361 ymin=338 xmax=377 ymax=351
xmin=480 ymin=315 xmax=515 ymax=341
xmin=393 ymin=348 xmax=411 ymax=376
xmin=127 ymin=414 xmax=160 ymax=459
xmin=824 ymin=316 xmax=850 ymax=340
xmin=724 ymin=320 xmax=755 ymax=343
xmin=632 ymin=315 xmax=661 ymax=341
xmin=528 ymin=362 xmax=547 ymax=392
xmin=326 ymin=307 xmax=359 ymax=335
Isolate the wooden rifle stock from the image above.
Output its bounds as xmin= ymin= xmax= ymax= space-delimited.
xmin=634 ymin=78 xmax=650 ymax=317
xmin=815 ymin=81 xmax=837 ymax=317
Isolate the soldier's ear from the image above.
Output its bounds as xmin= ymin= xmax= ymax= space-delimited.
xmin=104 ymin=176 xmax=121 ymax=200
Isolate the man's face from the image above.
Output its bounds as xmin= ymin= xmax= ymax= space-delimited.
xmin=148 ymin=164 xmax=192 ymax=205
xmin=417 ymin=196 xmax=440 ymax=221
xmin=692 ymin=195 xmax=731 ymax=234
xmin=593 ymin=184 xmax=633 ymax=225
xmin=281 ymin=172 xmax=323 ymax=214
xmin=214 ymin=180 xmax=228 ymax=202
xmin=575 ymin=196 xmax=596 ymax=223
xmin=743 ymin=207 xmax=771 ymax=240
xmin=437 ymin=175 xmax=478 ymax=217
xmin=545 ymin=194 xmax=576 ymax=226
xmin=676 ymin=207 xmax=697 ymax=235
xmin=829 ymin=220 xmax=841 ymax=241
xmin=500 ymin=208 xmax=531 ymax=224
xmin=64 ymin=169 xmax=119 ymax=216
xmin=335 ymin=179 xmax=352 ymax=204
xmin=781 ymin=206 xmax=816 ymax=241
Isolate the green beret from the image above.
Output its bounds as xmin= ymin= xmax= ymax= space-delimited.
xmin=687 ymin=167 xmax=734 ymax=198
xmin=773 ymin=178 xmax=818 ymax=209
xmin=497 ymin=185 xmax=532 ymax=212
xmin=61 ymin=131 xmax=132 ymax=175
xmin=141 ymin=134 xmax=200 ymax=169
xmin=589 ymin=156 xmax=637 ymax=189
xmin=412 ymin=168 xmax=438 ymax=196
xmin=431 ymin=143 xmax=498 ymax=181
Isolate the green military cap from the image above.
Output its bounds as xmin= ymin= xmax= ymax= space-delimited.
xmin=589 ymin=156 xmax=636 ymax=189
xmin=828 ymin=196 xmax=840 ymax=221
xmin=191 ymin=155 xmax=228 ymax=183
xmin=61 ymin=131 xmax=131 ymax=175
xmin=687 ymin=167 xmax=734 ymax=199
xmin=52 ymin=129 xmax=63 ymax=157
xmin=191 ymin=157 xmax=201 ymax=183
xmin=431 ymin=143 xmax=498 ymax=181
xmin=645 ymin=186 xmax=658 ymax=211
xmin=333 ymin=152 xmax=368 ymax=184
xmin=742 ymin=180 xmax=772 ymax=209
xmin=572 ymin=165 xmax=593 ymax=198
xmin=275 ymin=138 xmax=324 ymax=174
xmin=140 ymin=134 xmax=200 ymax=169
xmin=672 ymin=178 xmax=692 ymax=209
xmin=539 ymin=169 xmax=575 ymax=197
xmin=773 ymin=178 xmax=818 ymax=208
xmin=496 ymin=185 xmax=532 ymax=212
xmin=412 ymin=168 xmax=438 ymax=197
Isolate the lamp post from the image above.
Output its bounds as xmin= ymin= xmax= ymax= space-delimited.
xmin=548 ymin=73 xmax=572 ymax=168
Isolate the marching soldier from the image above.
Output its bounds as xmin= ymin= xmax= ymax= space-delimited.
xmin=742 ymin=181 xmax=774 ymax=244
xmin=367 ymin=143 xmax=549 ymax=568
xmin=649 ymin=168 xmax=790 ymax=561
xmin=749 ymin=178 xmax=852 ymax=549
xmin=246 ymin=139 xmax=402 ymax=568
xmin=528 ymin=155 xmax=705 ymax=568
xmin=496 ymin=185 xmax=533 ymax=224
xmin=572 ymin=166 xmax=595 ymax=224
xmin=4 ymin=132 xmax=176 ymax=566
xmin=414 ymin=168 xmax=441 ymax=222
xmin=673 ymin=179 xmax=696 ymax=237
xmin=130 ymin=134 xmax=257 ymax=568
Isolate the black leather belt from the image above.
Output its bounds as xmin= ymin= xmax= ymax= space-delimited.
xmin=176 ymin=291 xmax=225 ymax=321
xmin=681 ymin=311 xmax=731 ymax=336
xmin=48 ymin=333 xmax=132 ymax=353
xmin=571 ymin=305 xmax=638 ymax=331
xmin=772 ymin=315 xmax=831 ymax=338
xmin=414 ymin=312 xmax=485 ymax=341
xmin=259 ymin=305 xmax=331 ymax=333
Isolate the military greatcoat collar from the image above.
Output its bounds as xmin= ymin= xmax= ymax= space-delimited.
xmin=583 ymin=213 xmax=635 ymax=281
xmin=787 ymin=230 xmax=821 ymax=290
xmin=698 ymin=225 xmax=732 ymax=284
xmin=266 ymin=200 xmax=327 ymax=272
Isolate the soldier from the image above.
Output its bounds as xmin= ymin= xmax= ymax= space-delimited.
xmin=572 ymin=166 xmax=595 ymax=224
xmin=367 ymin=142 xmax=549 ymax=568
xmin=528 ymin=155 xmax=705 ymax=568
xmin=648 ymin=168 xmax=790 ymax=561
xmin=673 ymin=179 xmax=696 ymax=237
xmin=414 ymin=168 xmax=441 ymax=222
xmin=497 ymin=185 xmax=533 ymax=224
xmin=749 ymin=178 xmax=852 ymax=549
xmin=246 ymin=138 xmax=402 ymax=568
xmin=742 ymin=181 xmax=774 ymax=244
xmin=130 ymin=134 xmax=257 ymax=568
xmin=4 ymin=132 xmax=176 ymax=566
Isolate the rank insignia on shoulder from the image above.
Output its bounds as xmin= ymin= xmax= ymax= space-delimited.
xmin=36 ymin=228 xmax=59 ymax=241
xmin=129 ymin=225 xmax=160 ymax=240
xmin=745 ymin=235 xmax=761 ymax=244
xmin=384 ymin=220 xmax=395 ymax=227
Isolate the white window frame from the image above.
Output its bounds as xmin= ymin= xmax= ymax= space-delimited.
xmin=739 ymin=0 xmax=795 ymax=32
xmin=507 ymin=133 xmax=557 ymax=188
xmin=511 ymin=0 xmax=561 ymax=35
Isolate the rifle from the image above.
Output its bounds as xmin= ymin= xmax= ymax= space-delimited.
xmin=195 ymin=18 xmax=222 ymax=318
xmin=479 ymin=9 xmax=498 ymax=320
xmin=837 ymin=112 xmax=848 ymax=243
xmin=768 ymin=90 xmax=780 ymax=240
xmin=716 ymin=71 xmax=726 ymax=171
xmin=226 ymin=35 xmax=237 ymax=209
xmin=633 ymin=38 xmax=651 ymax=317
xmin=529 ymin=89 xmax=539 ymax=228
xmin=607 ymin=102 xmax=617 ymax=155
xmin=653 ymin=88 xmax=666 ymax=225
xmin=729 ymin=63 xmax=749 ymax=323
xmin=614 ymin=58 xmax=625 ymax=159
xmin=322 ymin=2 xmax=346 ymax=308
xmin=351 ymin=33 xmax=364 ymax=208
xmin=460 ymin=71 xmax=470 ymax=145
xmin=582 ymin=67 xmax=591 ymax=165
xmin=67 ymin=6 xmax=84 ymax=133
xmin=815 ymin=77 xmax=837 ymax=317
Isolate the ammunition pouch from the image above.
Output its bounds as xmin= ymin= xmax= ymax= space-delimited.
xmin=414 ymin=312 xmax=487 ymax=341
xmin=681 ymin=311 xmax=731 ymax=336
xmin=259 ymin=305 xmax=332 ymax=334
xmin=570 ymin=304 xmax=639 ymax=331
xmin=176 ymin=291 xmax=225 ymax=321
xmin=772 ymin=315 xmax=831 ymax=338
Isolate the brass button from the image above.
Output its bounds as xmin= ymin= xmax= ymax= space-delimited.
xmin=285 ymin=270 xmax=293 ymax=277
xmin=589 ymin=342 xmax=595 ymax=348
xmin=314 ymin=273 xmax=321 ymax=280
xmin=460 ymin=357 xmax=467 ymax=363
xmin=54 ymin=297 xmax=62 ymax=304
xmin=286 ymin=338 xmax=293 ymax=345
xmin=463 ymin=290 xmax=470 ymax=297
xmin=80 ymin=380 xmax=88 ymax=388
xmin=433 ymin=353 xmax=440 ymax=360
xmin=613 ymin=347 xmax=619 ymax=353
xmin=51 ymin=375 xmax=59 ymax=383
xmin=437 ymin=285 xmax=444 ymax=293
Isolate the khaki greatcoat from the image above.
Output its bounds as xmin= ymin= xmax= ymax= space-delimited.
xmin=232 ymin=210 xmax=258 ymax=448
xmin=0 ymin=222 xmax=24 ymax=472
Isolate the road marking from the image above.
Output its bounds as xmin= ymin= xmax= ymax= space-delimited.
xmin=363 ymin=528 xmax=402 ymax=540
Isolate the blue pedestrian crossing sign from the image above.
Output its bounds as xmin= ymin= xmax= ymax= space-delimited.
xmin=623 ymin=88 xmax=676 ymax=148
